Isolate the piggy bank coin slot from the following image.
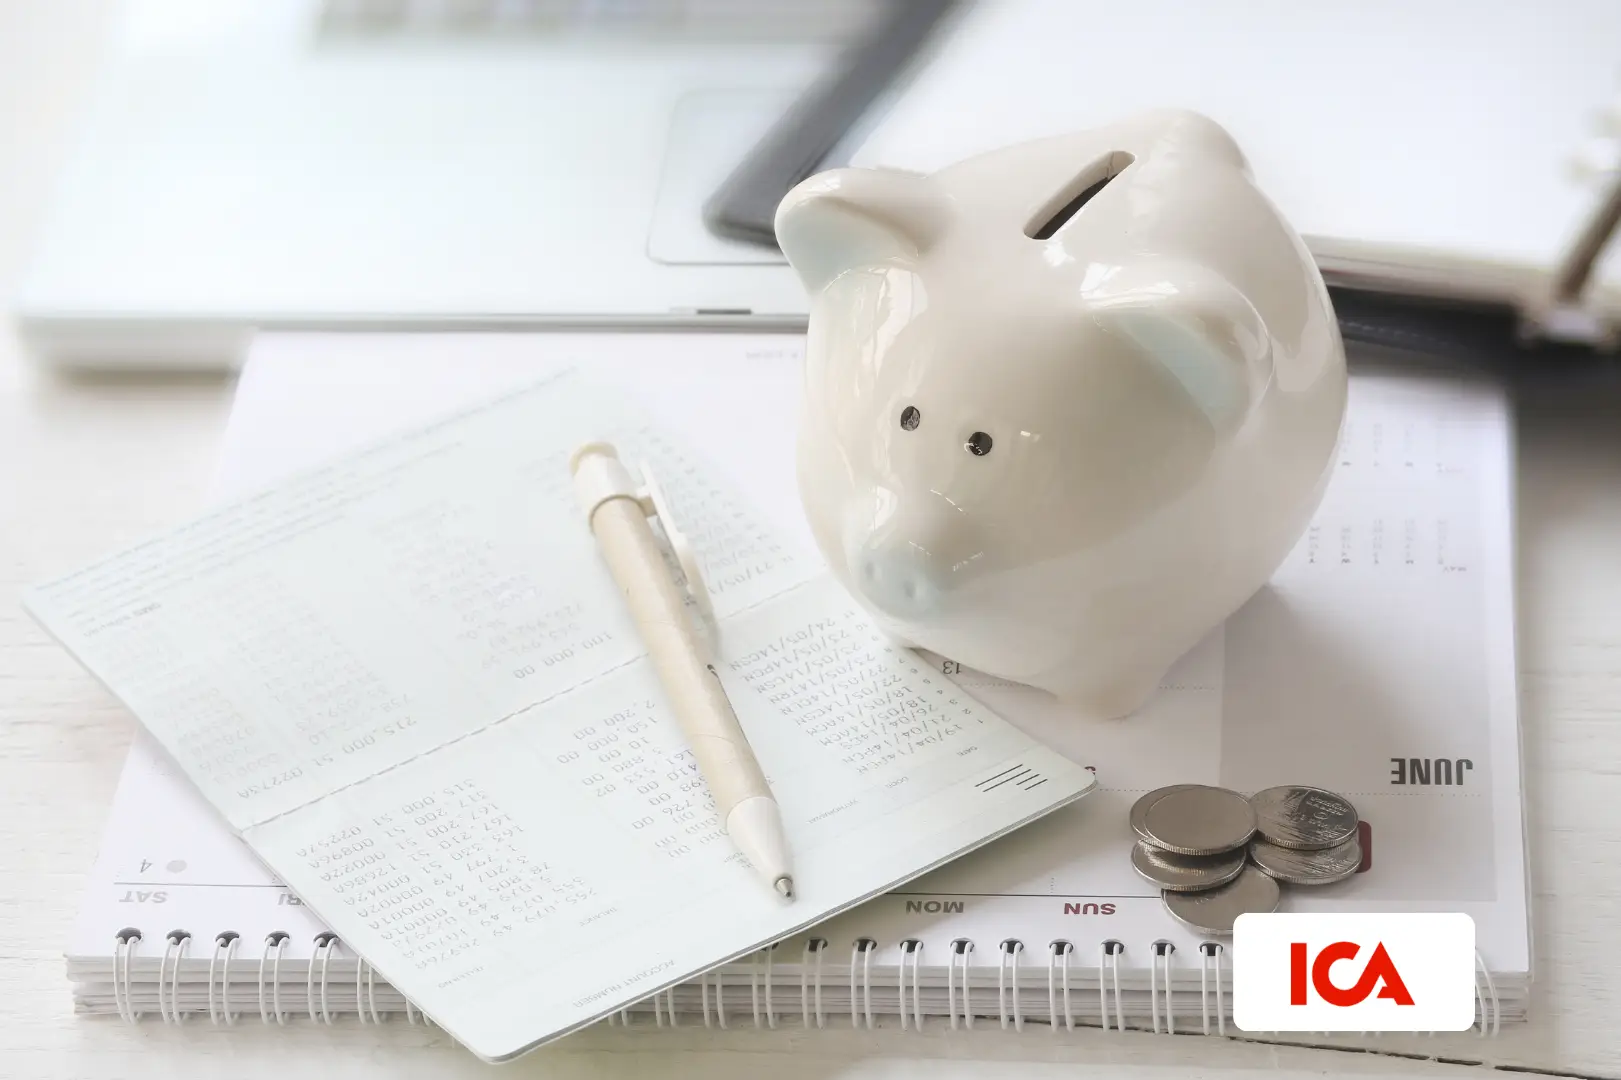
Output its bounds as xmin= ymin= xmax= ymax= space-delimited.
xmin=1026 ymin=150 xmax=1136 ymax=240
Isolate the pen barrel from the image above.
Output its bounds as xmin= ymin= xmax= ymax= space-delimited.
xmin=587 ymin=495 xmax=772 ymax=816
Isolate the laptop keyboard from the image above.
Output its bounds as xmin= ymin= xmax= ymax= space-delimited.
xmin=320 ymin=0 xmax=886 ymax=41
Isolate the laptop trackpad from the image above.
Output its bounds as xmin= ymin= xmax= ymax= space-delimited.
xmin=647 ymin=90 xmax=793 ymax=266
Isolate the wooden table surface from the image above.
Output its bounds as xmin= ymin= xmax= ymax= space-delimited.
xmin=3 ymin=3 xmax=1619 ymax=1078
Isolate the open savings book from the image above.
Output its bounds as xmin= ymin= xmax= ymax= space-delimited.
xmin=25 ymin=349 xmax=1096 ymax=1062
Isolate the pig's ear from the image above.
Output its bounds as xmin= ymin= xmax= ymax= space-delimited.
xmin=774 ymin=167 xmax=952 ymax=294
xmin=1083 ymin=258 xmax=1273 ymax=435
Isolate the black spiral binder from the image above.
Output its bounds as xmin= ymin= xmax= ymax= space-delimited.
xmin=103 ymin=927 xmax=1503 ymax=1037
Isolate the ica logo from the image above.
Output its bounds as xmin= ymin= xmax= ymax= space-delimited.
xmin=1232 ymin=913 xmax=1476 ymax=1032
xmin=1289 ymin=941 xmax=1413 ymax=1006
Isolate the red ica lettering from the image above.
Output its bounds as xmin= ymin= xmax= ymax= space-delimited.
xmin=1289 ymin=941 xmax=1415 ymax=1007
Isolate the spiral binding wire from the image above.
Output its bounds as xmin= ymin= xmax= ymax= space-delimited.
xmin=112 ymin=928 xmax=141 ymax=1023
xmin=162 ymin=931 xmax=191 ymax=1025
xmin=259 ymin=931 xmax=290 ymax=1025
xmin=947 ymin=937 xmax=974 ymax=1030
xmin=1475 ymin=949 xmax=1500 ymax=1037
xmin=750 ymin=942 xmax=777 ymax=1029
xmin=1099 ymin=939 xmax=1125 ymax=1032
xmin=997 ymin=940 xmax=1024 ymax=1031
xmin=801 ymin=937 xmax=826 ymax=1029
xmin=701 ymin=966 xmax=731 ymax=1029
xmin=1149 ymin=941 xmax=1175 ymax=1035
xmin=897 ymin=940 xmax=922 ymax=1031
xmin=1200 ymin=942 xmax=1227 ymax=1036
xmin=104 ymin=927 xmax=1508 ymax=1034
xmin=1047 ymin=941 xmax=1074 ymax=1031
xmin=208 ymin=932 xmax=240 ymax=1025
xmin=358 ymin=957 xmax=382 ymax=1025
xmin=309 ymin=933 xmax=339 ymax=1025
xmin=848 ymin=938 xmax=876 ymax=1030
xmin=652 ymin=986 xmax=677 ymax=1028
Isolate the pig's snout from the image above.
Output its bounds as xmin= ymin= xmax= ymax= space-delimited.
xmin=839 ymin=486 xmax=981 ymax=620
xmin=853 ymin=543 xmax=947 ymax=619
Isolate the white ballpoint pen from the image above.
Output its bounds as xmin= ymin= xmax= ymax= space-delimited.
xmin=569 ymin=441 xmax=795 ymax=900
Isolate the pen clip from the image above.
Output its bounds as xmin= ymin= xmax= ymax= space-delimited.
xmin=635 ymin=461 xmax=715 ymax=623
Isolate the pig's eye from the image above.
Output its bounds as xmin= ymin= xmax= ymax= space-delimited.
xmin=899 ymin=406 xmax=921 ymax=431
xmin=966 ymin=431 xmax=994 ymax=456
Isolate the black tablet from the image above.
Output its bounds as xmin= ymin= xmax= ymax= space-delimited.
xmin=701 ymin=0 xmax=967 ymax=248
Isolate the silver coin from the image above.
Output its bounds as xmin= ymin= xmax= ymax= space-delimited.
xmin=1161 ymin=865 xmax=1280 ymax=936
xmin=1249 ymin=785 xmax=1359 ymax=850
xmin=1131 ymin=841 xmax=1247 ymax=893
xmin=1141 ymin=785 xmax=1256 ymax=855
xmin=1249 ymin=835 xmax=1363 ymax=885
xmin=1129 ymin=784 xmax=1200 ymax=843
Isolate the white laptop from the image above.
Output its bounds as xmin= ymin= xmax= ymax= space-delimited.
xmin=14 ymin=0 xmax=889 ymax=370
xmin=21 ymin=0 xmax=1621 ymax=372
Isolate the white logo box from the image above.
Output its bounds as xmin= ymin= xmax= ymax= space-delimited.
xmin=1233 ymin=912 xmax=1476 ymax=1032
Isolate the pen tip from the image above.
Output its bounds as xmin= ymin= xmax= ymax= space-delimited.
xmin=774 ymin=876 xmax=795 ymax=900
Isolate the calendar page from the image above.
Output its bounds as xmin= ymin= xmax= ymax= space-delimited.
xmin=805 ymin=369 xmax=1529 ymax=984
xmin=26 ymin=365 xmax=1095 ymax=1061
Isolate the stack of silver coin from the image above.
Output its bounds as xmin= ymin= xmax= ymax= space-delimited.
xmin=1130 ymin=784 xmax=1362 ymax=935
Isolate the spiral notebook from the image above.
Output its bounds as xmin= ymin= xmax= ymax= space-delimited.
xmin=62 ymin=330 xmax=1529 ymax=1045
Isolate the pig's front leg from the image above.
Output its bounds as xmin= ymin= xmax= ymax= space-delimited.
xmin=880 ymin=631 xmax=918 ymax=653
xmin=1038 ymin=661 xmax=1166 ymax=721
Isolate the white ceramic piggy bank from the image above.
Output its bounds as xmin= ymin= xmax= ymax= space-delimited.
xmin=774 ymin=109 xmax=1347 ymax=719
